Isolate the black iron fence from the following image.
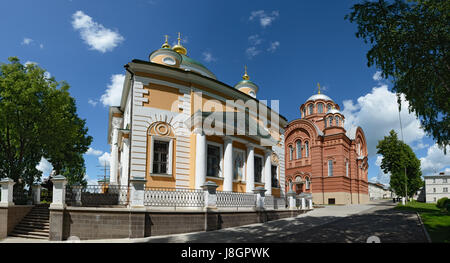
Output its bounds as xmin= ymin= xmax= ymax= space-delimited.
xmin=65 ymin=185 xmax=129 ymax=207
xmin=13 ymin=188 xmax=32 ymax=205
xmin=40 ymin=188 xmax=52 ymax=203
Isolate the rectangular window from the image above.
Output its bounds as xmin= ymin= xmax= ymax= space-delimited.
xmin=271 ymin=165 xmax=279 ymax=188
xmin=444 ymin=178 xmax=448 ymax=183
xmin=433 ymin=188 xmax=436 ymax=193
xmin=346 ymin=161 xmax=349 ymax=177
xmin=254 ymin=156 xmax=263 ymax=183
xmin=444 ymin=188 xmax=448 ymax=193
xmin=153 ymin=141 xmax=169 ymax=174
xmin=328 ymin=160 xmax=333 ymax=177
xmin=207 ymin=145 xmax=221 ymax=177
xmin=233 ymin=150 xmax=244 ymax=181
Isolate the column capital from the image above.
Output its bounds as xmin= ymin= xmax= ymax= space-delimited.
xmin=246 ymin=143 xmax=255 ymax=150
xmin=252 ymin=186 xmax=267 ymax=196
xmin=223 ymin=136 xmax=234 ymax=143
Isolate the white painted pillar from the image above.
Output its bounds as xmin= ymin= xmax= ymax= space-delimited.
xmin=287 ymin=190 xmax=297 ymax=210
xmin=246 ymin=145 xmax=255 ymax=193
xmin=253 ymin=187 xmax=266 ymax=210
xmin=110 ymin=117 xmax=123 ymax=185
xmin=308 ymin=199 xmax=313 ymax=209
xmin=195 ymin=130 xmax=207 ymax=189
xmin=264 ymin=150 xmax=272 ymax=196
xmin=130 ymin=177 xmax=147 ymax=208
xmin=223 ymin=137 xmax=233 ymax=192
xmin=0 ymin=178 xmax=15 ymax=206
xmin=202 ymin=181 xmax=219 ymax=209
xmin=31 ymin=185 xmax=41 ymax=205
xmin=301 ymin=198 xmax=306 ymax=210
xmin=50 ymin=175 xmax=67 ymax=209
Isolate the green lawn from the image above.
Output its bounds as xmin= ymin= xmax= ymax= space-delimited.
xmin=396 ymin=201 xmax=450 ymax=243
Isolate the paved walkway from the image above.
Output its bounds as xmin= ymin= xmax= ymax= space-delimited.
xmin=1 ymin=200 xmax=428 ymax=243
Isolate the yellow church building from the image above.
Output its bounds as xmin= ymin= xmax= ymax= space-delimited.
xmin=107 ymin=34 xmax=288 ymax=198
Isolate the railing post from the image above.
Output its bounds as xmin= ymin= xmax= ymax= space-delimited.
xmin=308 ymin=198 xmax=313 ymax=209
xmin=253 ymin=187 xmax=266 ymax=210
xmin=201 ymin=181 xmax=218 ymax=209
xmin=300 ymin=198 xmax=306 ymax=210
xmin=287 ymin=190 xmax=297 ymax=210
xmin=130 ymin=177 xmax=146 ymax=208
xmin=50 ymin=175 xmax=67 ymax=209
xmin=0 ymin=178 xmax=15 ymax=206
xmin=72 ymin=183 xmax=83 ymax=207
xmin=31 ymin=184 xmax=41 ymax=205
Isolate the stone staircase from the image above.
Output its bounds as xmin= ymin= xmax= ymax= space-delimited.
xmin=9 ymin=204 xmax=49 ymax=240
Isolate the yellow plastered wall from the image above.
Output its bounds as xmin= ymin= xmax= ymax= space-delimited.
xmin=143 ymin=83 xmax=182 ymax=112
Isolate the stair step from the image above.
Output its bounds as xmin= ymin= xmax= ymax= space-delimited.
xmin=23 ymin=215 xmax=49 ymax=220
xmin=9 ymin=233 xmax=48 ymax=240
xmin=20 ymin=219 xmax=49 ymax=224
xmin=11 ymin=229 xmax=49 ymax=237
xmin=15 ymin=225 xmax=49 ymax=232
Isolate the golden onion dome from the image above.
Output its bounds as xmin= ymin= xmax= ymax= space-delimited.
xmin=161 ymin=35 xmax=171 ymax=49
xmin=172 ymin=32 xmax=187 ymax=55
xmin=242 ymin=65 xmax=250 ymax=80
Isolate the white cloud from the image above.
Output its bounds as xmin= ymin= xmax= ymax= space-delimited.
xmin=71 ymin=10 xmax=124 ymax=53
xmin=267 ymin=41 xmax=280 ymax=52
xmin=342 ymin=85 xmax=425 ymax=157
xmin=22 ymin=38 xmax=33 ymax=45
xmin=372 ymin=71 xmax=383 ymax=81
xmin=420 ymin=144 xmax=450 ymax=176
xmin=88 ymin=99 xmax=98 ymax=107
xmin=36 ymin=157 xmax=53 ymax=176
xmin=98 ymin=152 xmax=111 ymax=167
xmin=86 ymin=147 xmax=103 ymax=156
xmin=44 ymin=71 xmax=51 ymax=79
xmin=249 ymin=10 xmax=279 ymax=28
xmin=100 ymin=74 xmax=125 ymax=107
xmin=248 ymin=34 xmax=263 ymax=46
xmin=202 ymin=51 xmax=216 ymax=63
xmin=246 ymin=46 xmax=261 ymax=59
xmin=371 ymin=155 xmax=391 ymax=186
xmin=39 ymin=43 xmax=44 ymax=49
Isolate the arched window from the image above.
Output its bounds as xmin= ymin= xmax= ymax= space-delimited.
xmin=328 ymin=117 xmax=333 ymax=127
xmin=327 ymin=104 xmax=332 ymax=112
xmin=302 ymin=108 xmax=306 ymax=118
xmin=296 ymin=140 xmax=302 ymax=159
xmin=289 ymin=145 xmax=294 ymax=161
xmin=308 ymin=104 xmax=314 ymax=115
xmin=318 ymin=103 xmax=323 ymax=113
xmin=305 ymin=177 xmax=310 ymax=190
xmin=304 ymin=141 xmax=309 ymax=157
xmin=335 ymin=116 xmax=340 ymax=126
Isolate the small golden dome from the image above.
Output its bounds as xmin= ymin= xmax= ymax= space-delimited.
xmin=242 ymin=65 xmax=250 ymax=80
xmin=161 ymin=35 xmax=171 ymax=49
xmin=172 ymin=32 xmax=187 ymax=55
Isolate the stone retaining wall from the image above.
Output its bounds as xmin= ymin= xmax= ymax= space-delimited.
xmin=0 ymin=205 xmax=34 ymax=239
xmin=50 ymin=207 xmax=311 ymax=241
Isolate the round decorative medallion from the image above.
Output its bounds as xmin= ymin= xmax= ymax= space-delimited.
xmin=155 ymin=122 xmax=170 ymax=136
xmin=162 ymin=57 xmax=176 ymax=65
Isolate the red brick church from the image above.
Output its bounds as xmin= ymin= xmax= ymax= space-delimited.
xmin=284 ymin=87 xmax=369 ymax=204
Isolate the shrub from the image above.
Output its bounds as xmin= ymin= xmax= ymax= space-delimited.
xmin=436 ymin=197 xmax=448 ymax=209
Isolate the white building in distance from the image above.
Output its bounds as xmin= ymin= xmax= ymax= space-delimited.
xmin=424 ymin=172 xmax=450 ymax=203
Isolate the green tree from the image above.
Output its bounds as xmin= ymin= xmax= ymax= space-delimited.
xmin=346 ymin=0 xmax=450 ymax=151
xmin=0 ymin=57 xmax=92 ymax=188
xmin=376 ymin=130 xmax=423 ymax=198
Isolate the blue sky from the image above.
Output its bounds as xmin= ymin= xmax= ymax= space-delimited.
xmin=1 ymin=0 xmax=448 ymax=186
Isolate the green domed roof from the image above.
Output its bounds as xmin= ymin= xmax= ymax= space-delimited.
xmin=235 ymin=79 xmax=258 ymax=88
xmin=180 ymin=54 xmax=216 ymax=79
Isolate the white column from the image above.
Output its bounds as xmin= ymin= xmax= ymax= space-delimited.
xmin=246 ymin=144 xmax=255 ymax=193
xmin=223 ymin=137 xmax=233 ymax=192
xmin=195 ymin=130 xmax=207 ymax=189
xmin=264 ymin=150 xmax=272 ymax=196
xmin=120 ymin=138 xmax=130 ymax=186
xmin=253 ymin=187 xmax=266 ymax=210
xmin=0 ymin=178 xmax=15 ymax=206
xmin=308 ymin=199 xmax=313 ymax=209
xmin=110 ymin=117 xmax=123 ymax=185
xmin=287 ymin=190 xmax=297 ymax=210
xmin=301 ymin=198 xmax=306 ymax=210
xmin=50 ymin=175 xmax=67 ymax=209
